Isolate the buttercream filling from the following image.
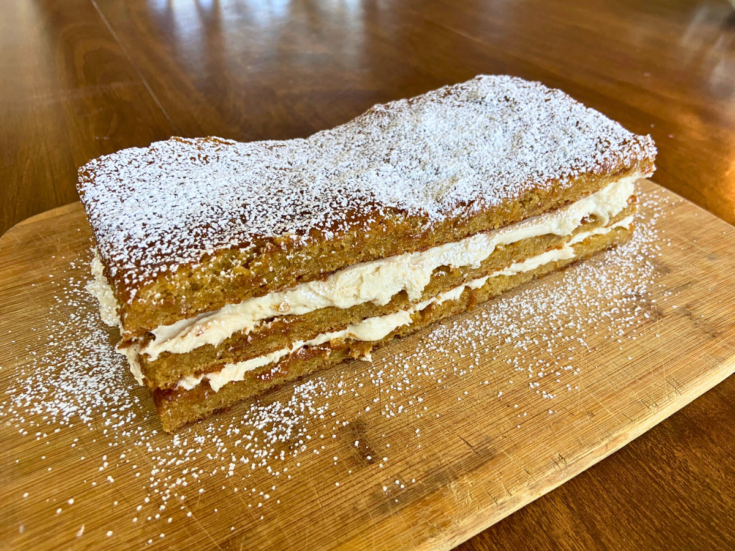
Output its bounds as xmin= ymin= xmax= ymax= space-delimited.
xmin=175 ymin=215 xmax=633 ymax=393
xmin=87 ymin=251 xmax=120 ymax=327
xmin=139 ymin=175 xmax=639 ymax=361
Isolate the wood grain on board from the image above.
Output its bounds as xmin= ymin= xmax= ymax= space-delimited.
xmin=1 ymin=181 xmax=734 ymax=550
xmin=2 ymin=1 xmax=735 ymax=548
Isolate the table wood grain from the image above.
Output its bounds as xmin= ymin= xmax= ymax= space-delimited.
xmin=1 ymin=0 xmax=734 ymax=549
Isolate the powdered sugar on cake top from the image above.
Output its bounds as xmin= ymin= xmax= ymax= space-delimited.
xmin=77 ymin=75 xmax=655 ymax=284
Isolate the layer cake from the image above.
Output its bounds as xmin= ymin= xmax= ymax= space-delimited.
xmin=79 ymin=75 xmax=656 ymax=432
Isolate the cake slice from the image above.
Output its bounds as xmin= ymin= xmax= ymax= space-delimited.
xmin=79 ymin=75 xmax=656 ymax=433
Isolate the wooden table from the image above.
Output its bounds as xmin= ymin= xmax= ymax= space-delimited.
xmin=1 ymin=0 xmax=733 ymax=548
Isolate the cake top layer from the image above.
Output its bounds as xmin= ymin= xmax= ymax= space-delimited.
xmin=78 ymin=75 xmax=655 ymax=284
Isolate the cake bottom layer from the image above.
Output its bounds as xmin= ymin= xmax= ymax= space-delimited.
xmin=152 ymin=225 xmax=632 ymax=433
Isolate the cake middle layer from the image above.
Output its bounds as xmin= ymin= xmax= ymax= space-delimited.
xmin=134 ymin=174 xmax=639 ymax=363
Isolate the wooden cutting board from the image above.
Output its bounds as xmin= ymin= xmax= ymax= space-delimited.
xmin=1 ymin=180 xmax=734 ymax=551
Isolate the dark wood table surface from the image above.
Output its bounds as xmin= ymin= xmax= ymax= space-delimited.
xmin=2 ymin=0 xmax=734 ymax=549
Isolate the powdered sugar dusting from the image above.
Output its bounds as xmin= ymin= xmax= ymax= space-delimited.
xmin=78 ymin=75 xmax=655 ymax=286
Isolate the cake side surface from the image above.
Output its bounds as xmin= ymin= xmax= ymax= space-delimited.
xmin=137 ymin=201 xmax=637 ymax=390
xmin=78 ymin=75 xmax=656 ymax=335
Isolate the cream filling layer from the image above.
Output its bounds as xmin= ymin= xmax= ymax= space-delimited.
xmin=87 ymin=250 xmax=121 ymax=327
xmin=87 ymin=251 xmax=147 ymax=384
xmin=175 ymin=215 xmax=633 ymax=393
xmin=120 ymin=344 xmax=144 ymax=386
xmin=142 ymin=175 xmax=639 ymax=361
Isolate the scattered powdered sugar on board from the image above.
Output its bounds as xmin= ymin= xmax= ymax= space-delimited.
xmin=1 ymin=194 xmax=676 ymax=546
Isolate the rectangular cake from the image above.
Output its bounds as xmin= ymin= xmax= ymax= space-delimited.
xmin=79 ymin=75 xmax=656 ymax=433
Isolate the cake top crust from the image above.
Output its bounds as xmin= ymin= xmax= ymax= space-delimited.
xmin=78 ymin=75 xmax=655 ymax=286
